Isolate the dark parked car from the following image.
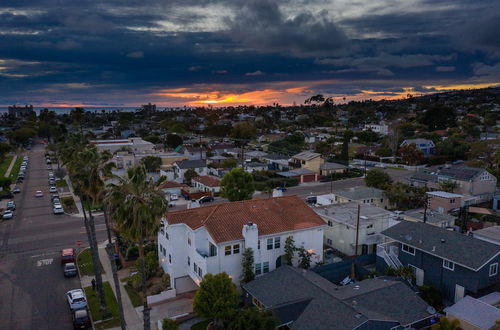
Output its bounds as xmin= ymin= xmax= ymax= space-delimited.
xmin=305 ymin=196 xmax=317 ymax=204
xmin=63 ymin=263 xmax=78 ymax=277
xmin=198 ymin=195 xmax=214 ymax=204
xmin=72 ymin=308 xmax=91 ymax=329
xmin=13 ymin=187 xmax=21 ymax=194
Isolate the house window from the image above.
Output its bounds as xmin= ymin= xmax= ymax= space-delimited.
xmin=327 ymin=238 xmax=332 ymax=245
xmin=328 ymin=220 xmax=333 ymax=227
xmin=187 ymin=256 xmax=190 ymax=266
xmin=267 ymin=238 xmax=273 ymax=250
xmin=263 ymin=262 xmax=269 ymax=273
xmin=187 ymin=237 xmax=191 ymax=246
xmin=257 ymin=240 xmax=260 ymax=250
xmin=168 ymin=254 xmax=172 ymax=263
xmin=194 ymin=263 xmax=197 ymax=272
xmin=225 ymin=246 xmax=232 ymax=256
xmin=402 ymin=244 xmax=415 ymax=256
xmin=367 ymin=224 xmax=373 ymax=229
xmin=274 ymin=237 xmax=281 ymax=249
xmin=381 ymin=198 xmax=384 ymax=203
xmin=233 ymin=244 xmax=240 ymax=254
xmin=165 ymin=232 xmax=169 ymax=240
xmin=198 ymin=268 xmax=203 ymax=277
xmin=443 ymin=260 xmax=455 ymax=271
xmin=450 ymin=199 xmax=455 ymax=204
xmin=489 ymin=263 xmax=498 ymax=277
xmin=209 ymin=243 xmax=217 ymax=257
xmin=255 ymin=263 xmax=262 ymax=275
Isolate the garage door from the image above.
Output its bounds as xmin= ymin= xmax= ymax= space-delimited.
xmin=302 ymin=174 xmax=316 ymax=182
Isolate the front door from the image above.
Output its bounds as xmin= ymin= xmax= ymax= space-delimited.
xmin=276 ymin=256 xmax=282 ymax=268
xmin=415 ymin=268 xmax=424 ymax=286
xmin=454 ymin=284 xmax=465 ymax=303
xmin=361 ymin=244 xmax=368 ymax=255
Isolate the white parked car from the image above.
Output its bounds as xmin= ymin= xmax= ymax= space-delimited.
xmin=49 ymin=186 xmax=57 ymax=193
xmin=2 ymin=210 xmax=13 ymax=219
xmin=53 ymin=205 xmax=64 ymax=214
xmin=170 ymin=194 xmax=179 ymax=201
xmin=66 ymin=289 xmax=87 ymax=310
xmin=35 ymin=190 xmax=43 ymax=197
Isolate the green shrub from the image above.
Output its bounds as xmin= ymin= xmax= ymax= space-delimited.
xmin=162 ymin=318 xmax=179 ymax=330
xmin=126 ymin=273 xmax=142 ymax=291
xmin=125 ymin=246 xmax=139 ymax=260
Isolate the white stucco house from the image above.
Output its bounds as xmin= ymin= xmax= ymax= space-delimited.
xmin=191 ymin=175 xmax=221 ymax=194
xmin=158 ymin=196 xmax=326 ymax=288
xmin=172 ymin=159 xmax=208 ymax=183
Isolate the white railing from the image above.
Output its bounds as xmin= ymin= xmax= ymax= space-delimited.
xmin=377 ymin=242 xmax=402 ymax=268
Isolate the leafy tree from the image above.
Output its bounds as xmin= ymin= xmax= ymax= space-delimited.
xmin=439 ymin=179 xmax=458 ymax=193
xmin=398 ymin=143 xmax=424 ymax=165
xmin=241 ymin=248 xmax=255 ymax=284
xmin=70 ymin=107 xmax=85 ymax=132
xmin=8 ymin=127 xmax=37 ymax=145
xmin=221 ymin=158 xmax=238 ymax=169
xmin=314 ymin=141 xmax=332 ymax=157
xmin=166 ymin=134 xmax=182 ymax=149
xmin=384 ymin=182 xmax=409 ymax=209
xmin=0 ymin=142 xmax=12 ymax=159
xmin=375 ymin=143 xmax=392 ymax=157
xmin=161 ymin=319 xmax=179 ymax=330
xmin=384 ymin=266 xmax=415 ymax=282
xmin=221 ymin=168 xmax=255 ymax=202
xmin=228 ymin=308 xmax=277 ymax=330
xmin=419 ymin=285 xmax=443 ymax=310
xmin=297 ymin=247 xmax=312 ymax=269
xmin=184 ymin=168 xmax=198 ymax=185
xmin=304 ymin=94 xmax=325 ymax=105
xmin=284 ymin=236 xmax=296 ymax=266
xmin=231 ymin=122 xmax=256 ymax=146
xmin=0 ymin=177 xmax=12 ymax=191
xmin=436 ymin=136 xmax=470 ymax=161
xmin=419 ymin=105 xmax=455 ymax=131
xmin=365 ymin=169 xmax=392 ymax=189
xmin=193 ymin=273 xmax=240 ymax=329
xmin=431 ymin=317 xmax=460 ymax=330
xmin=134 ymin=250 xmax=159 ymax=280
xmin=340 ymin=130 xmax=353 ymax=165
xmin=141 ymin=156 xmax=162 ymax=172
xmin=143 ymin=135 xmax=162 ymax=145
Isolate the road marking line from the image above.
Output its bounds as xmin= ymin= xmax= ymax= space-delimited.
xmin=36 ymin=258 xmax=53 ymax=267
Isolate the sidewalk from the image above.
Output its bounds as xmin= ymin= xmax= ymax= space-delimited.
xmin=80 ymin=242 xmax=143 ymax=329
xmin=65 ymin=174 xmax=84 ymax=217
xmin=4 ymin=154 xmax=18 ymax=177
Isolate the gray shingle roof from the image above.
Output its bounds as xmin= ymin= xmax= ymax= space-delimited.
xmin=264 ymin=153 xmax=289 ymax=161
xmin=445 ymin=296 xmax=500 ymax=329
xmin=243 ymin=266 xmax=432 ymax=329
xmin=292 ymin=151 xmax=321 ymax=161
xmin=438 ymin=166 xmax=483 ymax=180
xmin=320 ymin=162 xmax=347 ymax=170
xmin=381 ymin=221 xmax=500 ymax=270
xmin=175 ymin=159 xmax=207 ymax=169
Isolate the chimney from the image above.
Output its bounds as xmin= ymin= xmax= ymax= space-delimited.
xmin=242 ymin=222 xmax=258 ymax=252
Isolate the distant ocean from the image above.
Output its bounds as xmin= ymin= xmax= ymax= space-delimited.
xmin=0 ymin=106 xmax=182 ymax=115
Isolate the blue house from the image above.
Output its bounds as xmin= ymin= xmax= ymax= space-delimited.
xmin=400 ymin=139 xmax=435 ymax=155
xmin=377 ymin=221 xmax=500 ymax=303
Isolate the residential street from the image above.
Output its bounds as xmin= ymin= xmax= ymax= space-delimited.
xmin=0 ymin=144 xmax=106 ymax=330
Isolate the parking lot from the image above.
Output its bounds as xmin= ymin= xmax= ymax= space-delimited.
xmin=0 ymin=143 xmax=106 ymax=329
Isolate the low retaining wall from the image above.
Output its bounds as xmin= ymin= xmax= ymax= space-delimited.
xmin=147 ymin=288 xmax=176 ymax=305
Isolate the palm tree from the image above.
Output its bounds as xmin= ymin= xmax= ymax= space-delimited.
xmin=106 ymin=165 xmax=168 ymax=330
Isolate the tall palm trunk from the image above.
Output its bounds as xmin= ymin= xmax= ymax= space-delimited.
xmin=139 ymin=242 xmax=151 ymax=330
xmin=104 ymin=207 xmax=126 ymax=330
xmin=81 ymin=196 xmax=107 ymax=313
xmin=80 ymin=196 xmax=94 ymax=260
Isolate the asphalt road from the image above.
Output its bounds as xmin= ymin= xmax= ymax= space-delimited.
xmin=0 ymin=144 xmax=106 ymax=330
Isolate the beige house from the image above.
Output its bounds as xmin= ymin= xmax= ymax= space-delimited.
xmin=427 ymin=191 xmax=462 ymax=213
xmin=334 ymin=186 xmax=390 ymax=209
xmin=291 ymin=151 xmax=324 ymax=173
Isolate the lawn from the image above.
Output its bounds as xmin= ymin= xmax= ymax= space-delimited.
xmin=191 ymin=320 xmax=211 ymax=330
xmin=9 ymin=156 xmax=23 ymax=180
xmin=56 ymin=179 xmax=68 ymax=188
xmin=84 ymin=282 xmax=120 ymax=329
xmin=0 ymin=156 xmax=13 ymax=177
xmin=121 ymin=277 xmax=144 ymax=307
xmin=77 ymin=248 xmax=105 ymax=276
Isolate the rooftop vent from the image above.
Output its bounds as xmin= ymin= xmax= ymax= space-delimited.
xmin=441 ymin=239 xmax=445 ymax=243
xmin=404 ymin=234 xmax=413 ymax=241
xmin=432 ymin=246 xmax=436 ymax=252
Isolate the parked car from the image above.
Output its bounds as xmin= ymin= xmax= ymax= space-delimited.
xmin=46 ymin=165 xmax=52 ymax=170
xmin=275 ymin=186 xmax=287 ymax=192
xmin=6 ymin=201 xmax=16 ymax=210
xmin=35 ymin=190 xmax=43 ymax=197
xmin=170 ymin=194 xmax=179 ymax=201
xmin=2 ymin=210 xmax=13 ymax=220
xmin=63 ymin=263 xmax=78 ymax=277
xmin=46 ymin=159 xmax=52 ymax=164
xmin=52 ymin=195 xmax=61 ymax=203
xmin=168 ymin=201 xmax=176 ymax=208
xmin=13 ymin=187 xmax=21 ymax=194
xmin=198 ymin=195 xmax=214 ymax=204
xmin=53 ymin=205 xmax=64 ymax=214
xmin=305 ymin=196 xmax=317 ymax=204
xmin=49 ymin=186 xmax=57 ymax=193
xmin=66 ymin=289 xmax=87 ymax=311
xmin=49 ymin=179 xmax=56 ymax=185
xmin=61 ymin=248 xmax=76 ymax=264
xmin=72 ymin=308 xmax=91 ymax=329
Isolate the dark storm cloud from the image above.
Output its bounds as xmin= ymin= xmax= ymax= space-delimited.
xmin=0 ymin=0 xmax=498 ymax=106
xmin=226 ymin=0 xmax=347 ymax=57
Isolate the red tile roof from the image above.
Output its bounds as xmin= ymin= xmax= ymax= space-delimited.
xmin=159 ymin=181 xmax=187 ymax=189
xmin=192 ymin=175 xmax=221 ymax=187
xmin=166 ymin=195 xmax=325 ymax=243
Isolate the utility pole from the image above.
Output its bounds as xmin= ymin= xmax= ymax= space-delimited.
xmin=423 ymin=186 xmax=429 ymax=223
xmin=199 ymin=135 xmax=203 ymax=160
xmin=354 ymin=203 xmax=360 ymax=258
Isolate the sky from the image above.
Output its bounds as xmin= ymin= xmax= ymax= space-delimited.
xmin=1 ymin=0 xmax=500 ymax=107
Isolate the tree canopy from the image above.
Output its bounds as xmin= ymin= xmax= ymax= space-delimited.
xmin=220 ymin=168 xmax=255 ymax=202
xmin=365 ymin=169 xmax=392 ymax=189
